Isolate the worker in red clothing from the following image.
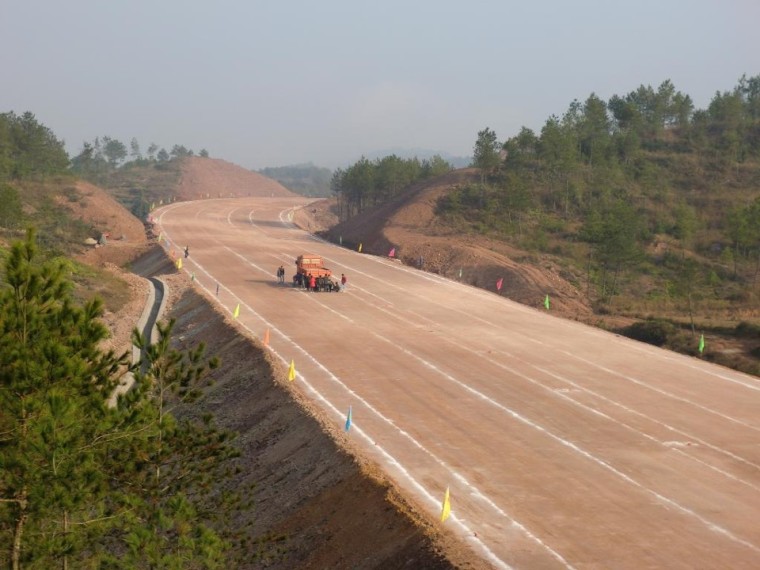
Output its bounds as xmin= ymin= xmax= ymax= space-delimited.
xmin=309 ymin=274 xmax=317 ymax=291
xmin=340 ymin=273 xmax=347 ymax=291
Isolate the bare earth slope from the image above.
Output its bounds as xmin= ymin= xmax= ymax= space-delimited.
xmin=175 ymin=157 xmax=296 ymax=200
xmin=61 ymin=180 xmax=150 ymax=266
xmin=57 ymin=180 xmax=151 ymax=358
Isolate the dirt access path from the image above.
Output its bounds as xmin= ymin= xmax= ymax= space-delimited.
xmin=154 ymin=195 xmax=760 ymax=569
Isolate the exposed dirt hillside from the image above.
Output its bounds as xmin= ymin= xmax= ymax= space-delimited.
xmin=318 ymin=169 xmax=592 ymax=317
xmin=60 ymin=180 xmax=151 ymax=267
xmin=175 ymin=157 xmax=296 ymax=201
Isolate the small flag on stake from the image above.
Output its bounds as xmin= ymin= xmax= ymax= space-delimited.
xmin=388 ymin=247 xmax=396 ymax=258
xmin=440 ymin=487 xmax=451 ymax=522
xmin=233 ymin=303 xmax=240 ymax=319
xmin=496 ymin=277 xmax=503 ymax=292
xmin=358 ymin=243 xmax=363 ymax=253
xmin=544 ymin=294 xmax=550 ymax=310
xmin=191 ymin=272 xmax=195 ymax=282
xmin=345 ymin=405 xmax=352 ymax=432
xmin=339 ymin=235 xmax=343 ymax=245
xmin=176 ymin=257 xmax=182 ymax=270
xmin=215 ymin=283 xmax=219 ymax=296
xmin=151 ymin=202 xmax=155 ymax=210
xmin=459 ymin=268 xmax=463 ymax=279
xmin=263 ymin=328 xmax=270 ymax=347
xmin=157 ymin=231 xmax=162 ymax=242
xmin=698 ymin=334 xmax=705 ymax=354
xmin=287 ymin=359 xmax=296 ymax=382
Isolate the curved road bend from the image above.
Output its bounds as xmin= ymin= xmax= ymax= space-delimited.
xmin=155 ymin=197 xmax=760 ymax=570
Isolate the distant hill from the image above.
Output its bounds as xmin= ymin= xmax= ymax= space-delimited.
xmin=257 ymin=162 xmax=332 ymax=197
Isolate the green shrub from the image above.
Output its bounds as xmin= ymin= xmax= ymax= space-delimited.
xmin=621 ymin=318 xmax=676 ymax=346
xmin=735 ymin=321 xmax=760 ymax=338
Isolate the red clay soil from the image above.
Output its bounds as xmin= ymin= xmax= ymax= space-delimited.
xmin=59 ymin=180 xmax=151 ymax=267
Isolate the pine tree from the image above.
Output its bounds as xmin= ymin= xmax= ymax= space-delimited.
xmin=0 ymin=231 xmax=250 ymax=569
xmin=0 ymin=229 xmax=128 ymax=569
xmin=100 ymin=320 xmax=251 ymax=569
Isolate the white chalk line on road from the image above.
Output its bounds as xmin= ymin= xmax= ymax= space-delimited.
xmin=222 ymin=223 xmax=760 ymax=556
xmin=315 ymin=246 xmax=760 ymax=474
xmin=314 ymin=233 xmax=760 ymax=397
xmin=329 ymin=276 xmax=760 ymax=489
xmin=338 ymin=274 xmax=760 ymax=483
xmin=159 ymin=203 xmax=760 ymax=443
xmin=244 ymin=199 xmax=760 ymax=403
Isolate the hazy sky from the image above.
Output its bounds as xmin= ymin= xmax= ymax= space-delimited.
xmin=2 ymin=1 xmax=758 ymax=170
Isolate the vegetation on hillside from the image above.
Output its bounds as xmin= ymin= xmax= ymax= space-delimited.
xmin=258 ymin=162 xmax=333 ymax=197
xmin=441 ymin=76 xmax=759 ymax=299
xmin=0 ymin=114 xmax=257 ymax=566
xmin=70 ymin=137 xmax=208 ymax=220
xmin=0 ymin=112 xmax=69 ymax=180
xmin=0 ymin=112 xmax=94 ymax=254
xmin=330 ymin=154 xmax=453 ymax=219
xmin=443 ymin=76 xmax=760 ymax=372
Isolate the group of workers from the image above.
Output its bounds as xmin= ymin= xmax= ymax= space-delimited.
xmin=294 ymin=272 xmax=331 ymax=291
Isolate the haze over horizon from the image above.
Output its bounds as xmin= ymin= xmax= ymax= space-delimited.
xmin=2 ymin=0 xmax=758 ymax=171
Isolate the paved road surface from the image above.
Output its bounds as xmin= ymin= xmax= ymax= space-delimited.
xmin=155 ymin=197 xmax=760 ymax=569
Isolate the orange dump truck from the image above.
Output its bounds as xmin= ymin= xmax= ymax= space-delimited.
xmin=296 ymin=254 xmax=331 ymax=278
xmin=294 ymin=254 xmax=339 ymax=291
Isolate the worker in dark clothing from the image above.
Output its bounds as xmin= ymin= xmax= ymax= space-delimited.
xmin=184 ymin=246 xmax=189 ymax=258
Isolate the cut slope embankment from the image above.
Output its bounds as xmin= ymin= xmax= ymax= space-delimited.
xmin=320 ymin=168 xmax=592 ymax=316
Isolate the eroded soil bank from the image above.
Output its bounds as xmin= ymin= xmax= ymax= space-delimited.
xmin=131 ymin=245 xmax=485 ymax=569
